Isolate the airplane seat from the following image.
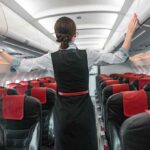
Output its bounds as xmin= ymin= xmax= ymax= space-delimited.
xmin=38 ymin=78 xmax=50 ymax=83
xmin=118 ymin=76 xmax=124 ymax=83
xmin=44 ymin=77 xmax=56 ymax=83
xmin=109 ymin=74 xmax=120 ymax=80
xmin=122 ymin=77 xmax=129 ymax=83
xmin=26 ymin=87 xmax=56 ymax=147
xmin=131 ymin=78 xmax=150 ymax=90
xmin=0 ymin=87 xmax=18 ymax=96
xmin=102 ymin=84 xmax=136 ymax=138
xmin=96 ymin=76 xmax=112 ymax=103
xmin=15 ymin=85 xmax=32 ymax=95
xmin=122 ymin=74 xmax=141 ymax=84
xmin=120 ymin=111 xmax=150 ymax=150
xmin=143 ymin=83 xmax=150 ymax=92
xmin=99 ymin=80 xmax=119 ymax=105
xmin=0 ymin=95 xmax=42 ymax=150
xmin=43 ymin=83 xmax=57 ymax=91
xmin=96 ymin=75 xmax=111 ymax=90
xmin=29 ymin=80 xmax=42 ymax=87
xmin=106 ymin=90 xmax=150 ymax=150
xmin=20 ymin=80 xmax=30 ymax=86
xmin=7 ymin=83 xmax=20 ymax=89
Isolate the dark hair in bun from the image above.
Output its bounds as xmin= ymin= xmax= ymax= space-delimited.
xmin=54 ymin=17 xmax=76 ymax=49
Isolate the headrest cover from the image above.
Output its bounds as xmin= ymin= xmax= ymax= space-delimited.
xmin=20 ymin=81 xmax=29 ymax=86
xmin=105 ymin=80 xmax=119 ymax=86
xmin=38 ymin=78 xmax=48 ymax=83
xmin=138 ymin=79 xmax=150 ymax=90
xmin=2 ymin=95 xmax=24 ymax=120
xmin=0 ymin=88 xmax=7 ymax=96
xmin=129 ymin=76 xmax=139 ymax=82
xmin=7 ymin=83 xmax=17 ymax=89
xmin=31 ymin=87 xmax=47 ymax=104
xmin=112 ymin=84 xmax=129 ymax=94
xmin=123 ymin=91 xmax=148 ymax=117
xmin=30 ymin=81 xmax=40 ymax=87
xmin=44 ymin=83 xmax=57 ymax=91
xmin=15 ymin=85 xmax=28 ymax=95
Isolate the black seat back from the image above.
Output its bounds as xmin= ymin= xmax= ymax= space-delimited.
xmin=102 ymin=84 xmax=135 ymax=139
xmin=106 ymin=90 xmax=150 ymax=150
xmin=15 ymin=85 xmax=32 ymax=95
xmin=26 ymin=87 xmax=55 ymax=146
xmin=121 ymin=111 xmax=150 ymax=150
xmin=143 ymin=83 xmax=150 ymax=92
xmin=0 ymin=95 xmax=42 ymax=150
xmin=99 ymin=80 xmax=119 ymax=105
xmin=0 ymin=87 xmax=18 ymax=96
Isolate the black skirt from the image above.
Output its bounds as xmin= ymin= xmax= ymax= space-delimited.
xmin=54 ymin=94 xmax=98 ymax=150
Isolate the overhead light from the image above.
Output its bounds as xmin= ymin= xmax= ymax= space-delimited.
xmin=77 ymin=16 xmax=82 ymax=19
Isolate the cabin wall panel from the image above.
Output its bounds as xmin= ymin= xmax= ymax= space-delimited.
xmin=100 ymin=62 xmax=134 ymax=75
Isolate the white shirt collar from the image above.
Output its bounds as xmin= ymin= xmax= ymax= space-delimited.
xmin=59 ymin=42 xmax=77 ymax=50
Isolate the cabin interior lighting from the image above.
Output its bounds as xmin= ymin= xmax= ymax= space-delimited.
xmin=15 ymin=0 xmax=125 ymax=18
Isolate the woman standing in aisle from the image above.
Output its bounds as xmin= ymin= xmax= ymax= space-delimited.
xmin=0 ymin=14 xmax=138 ymax=150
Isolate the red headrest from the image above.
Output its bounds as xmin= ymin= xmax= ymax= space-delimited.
xmin=124 ymin=72 xmax=134 ymax=75
xmin=2 ymin=95 xmax=24 ymax=120
xmin=20 ymin=81 xmax=29 ymax=86
xmin=44 ymin=83 xmax=57 ymax=91
xmin=138 ymin=79 xmax=150 ymax=90
xmin=31 ymin=87 xmax=47 ymax=104
xmin=144 ymin=76 xmax=150 ymax=78
xmin=0 ymin=88 xmax=7 ymax=96
xmin=7 ymin=83 xmax=17 ymax=89
xmin=129 ymin=76 xmax=140 ymax=82
xmin=15 ymin=85 xmax=28 ymax=95
xmin=105 ymin=80 xmax=119 ymax=86
xmin=135 ymin=74 xmax=145 ymax=77
xmin=45 ymin=77 xmax=55 ymax=82
xmin=30 ymin=81 xmax=40 ymax=87
xmin=112 ymin=84 xmax=129 ymax=94
xmin=38 ymin=78 xmax=48 ymax=83
xmin=123 ymin=90 xmax=148 ymax=117
xmin=31 ymin=79 xmax=37 ymax=82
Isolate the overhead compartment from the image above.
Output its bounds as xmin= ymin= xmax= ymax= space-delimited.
xmin=0 ymin=3 xmax=58 ymax=52
xmin=130 ymin=18 xmax=150 ymax=51
xmin=0 ymin=4 xmax=7 ymax=36
xmin=104 ymin=0 xmax=150 ymax=52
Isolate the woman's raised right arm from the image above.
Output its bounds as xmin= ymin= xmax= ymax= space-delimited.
xmin=0 ymin=49 xmax=54 ymax=73
xmin=0 ymin=49 xmax=13 ymax=63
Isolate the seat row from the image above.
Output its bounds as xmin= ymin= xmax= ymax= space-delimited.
xmin=0 ymin=76 xmax=56 ymax=150
xmin=96 ymin=73 xmax=150 ymax=150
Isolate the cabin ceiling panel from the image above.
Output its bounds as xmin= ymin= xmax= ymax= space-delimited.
xmin=77 ymin=29 xmax=111 ymax=39
xmin=76 ymin=39 xmax=107 ymax=50
xmin=38 ymin=13 xmax=118 ymax=33
xmin=14 ymin=0 xmax=125 ymax=18
xmin=38 ymin=13 xmax=118 ymax=49
xmin=2 ymin=0 xmax=127 ymax=50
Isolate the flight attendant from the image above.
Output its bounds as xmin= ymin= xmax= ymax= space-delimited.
xmin=0 ymin=14 xmax=138 ymax=150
